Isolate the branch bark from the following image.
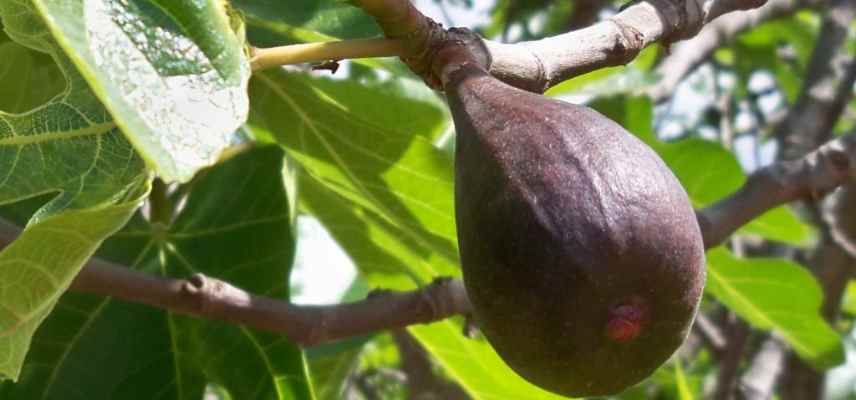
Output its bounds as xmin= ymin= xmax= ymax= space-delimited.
xmin=756 ymin=1 xmax=856 ymax=397
xmin=280 ymin=0 xmax=771 ymax=92
xmin=647 ymin=0 xmax=823 ymax=102
xmin=393 ymin=330 xmax=470 ymax=400
xmin=740 ymin=336 xmax=787 ymax=400
xmin=0 ymin=218 xmax=470 ymax=348
xmin=697 ymin=132 xmax=856 ymax=249
xmin=774 ymin=0 xmax=856 ymax=160
xmin=482 ymin=0 xmax=773 ymax=92
xmin=713 ymin=314 xmax=750 ymax=400
xmin=74 ymin=267 xmax=470 ymax=347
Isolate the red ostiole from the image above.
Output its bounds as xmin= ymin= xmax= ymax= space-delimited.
xmin=605 ymin=298 xmax=649 ymax=343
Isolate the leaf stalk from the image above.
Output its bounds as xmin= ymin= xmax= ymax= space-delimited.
xmin=250 ymin=38 xmax=405 ymax=71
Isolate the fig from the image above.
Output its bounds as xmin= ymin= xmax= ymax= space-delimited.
xmin=434 ymin=30 xmax=706 ymax=397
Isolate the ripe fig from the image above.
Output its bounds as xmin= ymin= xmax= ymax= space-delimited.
xmin=433 ymin=30 xmax=706 ymax=397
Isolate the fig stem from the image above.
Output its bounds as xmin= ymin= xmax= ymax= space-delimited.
xmin=250 ymin=38 xmax=405 ymax=71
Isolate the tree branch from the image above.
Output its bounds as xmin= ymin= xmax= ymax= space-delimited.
xmin=393 ymin=330 xmax=470 ymax=399
xmin=758 ymin=2 xmax=856 ymax=396
xmin=647 ymin=0 xmax=822 ymax=102
xmin=0 ymin=219 xmax=470 ymax=348
xmin=774 ymin=0 xmax=856 ymax=160
xmin=698 ymin=132 xmax=856 ymax=249
xmin=713 ymin=314 xmax=750 ymax=400
xmin=740 ymin=336 xmax=787 ymax=399
xmin=483 ymin=0 xmax=769 ymax=92
xmin=75 ymin=267 xmax=470 ymax=347
xmin=258 ymin=0 xmax=772 ymax=93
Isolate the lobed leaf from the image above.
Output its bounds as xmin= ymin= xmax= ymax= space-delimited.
xmin=0 ymin=3 xmax=150 ymax=380
xmin=23 ymin=0 xmax=251 ymax=183
xmin=0 ymin=182 xmax=149 ymax=382
xmin=1 ymin=146 xmax=312 ymax=399
xmin=248 ymin=70 xmax=456 ymax=279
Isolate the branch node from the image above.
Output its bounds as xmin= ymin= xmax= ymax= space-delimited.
xmin=399 ymin=18 xmax=449 ymax=89
xmin=187 ymin=273 xmax=206 ymax=290
xmin=641 ymin=0 xmax=705 ymax=44
xmin=421 ymin=278 xmax=448 ymax=319
xmin=606 ymin=18 xmax=645 ymax=65
xmin=827 ymin=149 xmax=850 ymax=173
xmin=524 ymin=45 xmax=549 ymax=93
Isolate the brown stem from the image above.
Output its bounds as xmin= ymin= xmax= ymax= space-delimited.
xmin=648 ymin=0 xmax=823 ymax=102
xmin=393 ymin=330 xmax=470 ymax=400
xmin=0 ymin=219 xmax=470 ymax=347
xmin=697 ymin=132 xmax=856 ymax=249
xmin=768 ymin=2 xmax=856 ymax=398
xmin=693 ymin=313 xmax=727 ymax=357
xmin=713 ymin=315 xmax=750 ymax=400
xmin=774 ymin=0 xmax=856 ymax=160
xmin=71 ymin=265 xmax=470 ymax=347
xmin=346 ymin=0 xmax=773 ymax=93
xmin=740 ymin=336 xmax=787 ymax=399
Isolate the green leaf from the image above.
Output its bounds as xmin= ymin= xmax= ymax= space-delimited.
xmin=673 ymin=359 xmax=693 ymax=400
xmin=0 ymin=4 xmax=152 ymax=381
xmin=0 ymin=181 xmax=148 ymax=381
xmin=20 ymin=0 xmax=251 ymax=183
xmin=296 ymin=181 xmax=563 ymax=397
xmin=1 ymin=146 xmax=312 ymax=398
xmin=0 ymin=32 xmax=65 ymax=113
xmin=735 ymin=13 xmax=818 ymax=103
xmin=659 ymin=138 xmax=812 ymax=244
xmin=248 ymin=69 xmax=457 ymax=277
xmin=306 ymin=279 xmax=372 ymax=400
xmin=233 ymin=0 xmax=379 ymax=46
xmin=841 ymin=280 xmax=856 ymax=316
xmin=706 ymin=248 xmax=844 ymax=369
xmin=410 ymin=322 xmax=569 ymax=400
xmin=0 ymin=3 xmax=148 ymax=219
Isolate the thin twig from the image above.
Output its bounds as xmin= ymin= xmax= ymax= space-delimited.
xmin=647 ymin=0 xmax=823 ymax=102
xmin=253 ymin=0 xmax=774 ymax=93
xmin=713 ymin=314 xmax=750 ymax=400
xmin=698 ymin=132 xmax=856 ymax=249
xmin=0 ymin=219 xmax=470 ymax=347
xmin=740 ymin=336 xmax=787 ymax=400
xmin=250 ymin=38 xmax=405 ymax=71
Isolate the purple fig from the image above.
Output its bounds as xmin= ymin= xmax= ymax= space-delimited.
xmin=433 ymin=29 xmax=706 ymax=397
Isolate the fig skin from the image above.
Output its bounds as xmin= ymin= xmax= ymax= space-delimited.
xmin=435 ymin=32 xmax=706 ymax=397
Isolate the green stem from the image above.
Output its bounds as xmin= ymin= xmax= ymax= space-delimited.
xmin=250 ymin=38 xmax=405 ymax=71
